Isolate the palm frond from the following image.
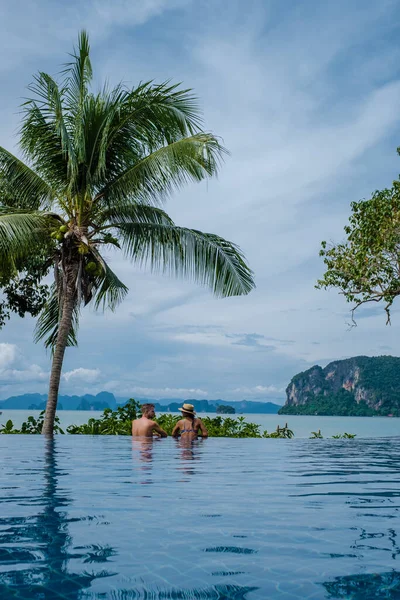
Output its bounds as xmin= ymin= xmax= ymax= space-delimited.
xmin=104 ymin=81 xmax=203 ymax=152
xmin=19 ymin=103 xmax=69 ymax=193
xmin=62 ymin=30 xmax=92 ymax=163
xmin=90 ymin=251 xmax=128 ymax=311
xmin=0 ymin=147 xmax=53 ymax=209
xmin=82 ymin=87 xmax=127 ymax=186
xmin=83 ymin=81 xmax=204 ymax=190
xmin=99 ymin=204 xmax=174 ymax=227
xmin=85 ymin=85 xmax=153 ymax=191
xmin=116 ymin=222 xmax=255 ymax=297
xmin=27 ymin=73 xmax=75 ymax=164
xmin=0 ymin=209 xmax=55 ymax=259
xmin=34 ymin=284 xmax=79 ymax=349
xmin=97 ymin=134 xmax=227 ymax=207
xmin=62 ymin=30 xmax=92 ymax=109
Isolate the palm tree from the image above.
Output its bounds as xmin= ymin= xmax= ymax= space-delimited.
xmin=0 ymin=32 xmax=255 ymax=435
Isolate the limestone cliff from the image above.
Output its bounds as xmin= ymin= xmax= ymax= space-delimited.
xmin=279 ymin=356 xmax=400 ymax=416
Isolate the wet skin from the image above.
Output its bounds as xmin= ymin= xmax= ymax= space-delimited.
xmin=171 ymin=416 xmax=208 ymax=441
xmin=132 ymin=408 xmax=167 ymax=438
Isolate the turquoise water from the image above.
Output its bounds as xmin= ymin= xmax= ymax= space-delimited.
xmin=0 ymin=436 xmax=400 ymax=599
xmin=1 ymin=410 xmax=400 ymax=438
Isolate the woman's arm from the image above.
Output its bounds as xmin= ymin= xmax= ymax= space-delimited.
xmin=197 ymin=419 xmax=208 ymax=438
xmin=171 ymin=421 xmax=182 ymax=438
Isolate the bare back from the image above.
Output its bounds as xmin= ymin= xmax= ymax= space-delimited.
xmin=132 ymin=417 xmax=167 ymax=438
xmin=172 ymin=417 xmax=208 ymax=440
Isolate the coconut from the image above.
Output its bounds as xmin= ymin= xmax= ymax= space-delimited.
xmin=78 ymin=244 xmax=89 ymax=255
xmin=85 ymin=261 xmax=97 ymax=273
xmin=56 ymin=233 xmax=64 ymax=241
xmin=59 ymin=225 xmax=68 ymax=233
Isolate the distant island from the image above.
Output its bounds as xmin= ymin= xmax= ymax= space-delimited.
xmin=0 ymin=393 xmax=281 ymax=414
xmin=216 ymin=405 xmax=236 ymax=414
xmin=0 ymin=391 xmax=118 ymax=412
xmin=279 ymin=355 xmax=400 ymax=417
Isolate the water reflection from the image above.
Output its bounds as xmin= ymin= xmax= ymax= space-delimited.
xmin=0 ymin=438 xmax=115 ymax=599
xmin=85 ymin=584 xmax=258 ymax=599
xmin=323 ymin=570 xmax=400 ymax=599
xmin=131 ymin=438 xmax=154 ymax=465
xmin=176 ymin=438 xmax=204 ymax=477
xmin=350 ymin=526 xmax=400 ymax=560
xmin=1 ymin=436 xmax=399 ymax=599
xmin=131 ymin=438 xmax=154 ymax=487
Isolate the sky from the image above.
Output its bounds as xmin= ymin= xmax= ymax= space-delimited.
xmin=1 ymin=0 xmax=400 ymax=403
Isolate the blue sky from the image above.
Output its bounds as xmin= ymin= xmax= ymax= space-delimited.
xmin=1 ymin=0 xmax=400 ymax=403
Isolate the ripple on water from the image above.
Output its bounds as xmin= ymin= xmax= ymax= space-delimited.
xmin=0 ymin=436 xmax=399 ymax=599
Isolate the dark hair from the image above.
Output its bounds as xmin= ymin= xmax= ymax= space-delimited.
xmin=182 ymin=411 xmax=195 ymax=420
xmin=141 ymin=403 xmax=155 ymax=416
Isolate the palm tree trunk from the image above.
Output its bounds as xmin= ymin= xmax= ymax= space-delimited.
xmin=42 ymin=279 xmax=75 ymax=436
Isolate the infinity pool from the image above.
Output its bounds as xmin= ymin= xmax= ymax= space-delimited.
xmin=0 ymin=436 xmax=399 ymax=599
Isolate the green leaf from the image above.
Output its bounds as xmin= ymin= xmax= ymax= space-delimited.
xmin=62 ymin=29 xmax=92 ymax=166
xmin=116 ymin=222 xmax=255 ymax=297
xmin=25 ymin=72 xmax=77 ymax=182
xmin=0 ymin=147 xmax=53 ymax=209
xmin=0 ymin=209 xmax=54 ymax=260
xmin=100 ymin=204 xmax=174 ymax=227
xmin=91 ymin=253 xmax=129 ymax=311
xmin=97 ymin=134 xmax=227 ymax=208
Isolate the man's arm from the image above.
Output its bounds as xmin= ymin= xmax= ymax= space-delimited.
xmin=171 ymin=422 xmax=181 ymax=438
xmin=197 ymin=419 xmax=208 ymax=438
xmin=152 ymin=422 xmax=168 ymax=438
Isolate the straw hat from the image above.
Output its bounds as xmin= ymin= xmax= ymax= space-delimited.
xmin=179 ymin=403 xmax=196 ymax=415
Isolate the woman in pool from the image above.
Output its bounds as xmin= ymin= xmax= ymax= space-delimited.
xmin=171 ymin=404 xmax=208 ymax=441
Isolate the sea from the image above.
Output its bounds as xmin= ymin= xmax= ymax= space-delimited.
xmin=0 ymin=409 xmax=399 ymax=438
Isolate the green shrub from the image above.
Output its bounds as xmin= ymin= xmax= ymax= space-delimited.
xmin=0 ymin=400 xmax=356 ymax=440
xmin=0 ymin=411 xmax=64 ymax=434
xmin=311 ymin=430 xmax=357 ymax=439
xmin=156 ymin=413 xmax=180 ymax=434
xmin=309 ymin=429 xmax=323 ymax=439
xmin=203 ymin=416 xmax=263 ymax=437
xmin=66 ymin=399 xmax=140 ymax=435
xmin=264 ymin=423 xmax=294 ymax=438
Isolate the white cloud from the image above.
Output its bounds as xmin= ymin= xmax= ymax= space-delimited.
xmin=172 ymin=331 xmax=235 ymax=348
xmin=0 ymin=0 xmax=192 ymax=77
xmin=0 ymin=344 xmax=17 ymax=369
xmin=0 ymin=344 xmax=48 ymax=396
xmin=102 ymin=382 xmax=208 ymax=399
xmin=1 ymin=1 xmax=400 ymax=402
xmin=63 ymin=368 xmax=101 ymax=384
xmin=93 ymin=0 xmax=191 ymax=29
xmin=232 ymin=385 xmax=285 ymax=396
xmin=133 ymin=386 xmax=208 ymax=398
xmin=0 ymin=364 xmax=48 ymax=383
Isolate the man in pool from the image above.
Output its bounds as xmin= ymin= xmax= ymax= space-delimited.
xmin=132 ymin=403 xmax=168 ymax=438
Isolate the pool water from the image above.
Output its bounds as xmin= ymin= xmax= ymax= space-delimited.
xmin=0 ymin=436 xmax=399 ymax=599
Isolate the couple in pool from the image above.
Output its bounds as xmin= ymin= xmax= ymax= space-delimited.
xmin=132 ymin=403 xmax=208 ymax=440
